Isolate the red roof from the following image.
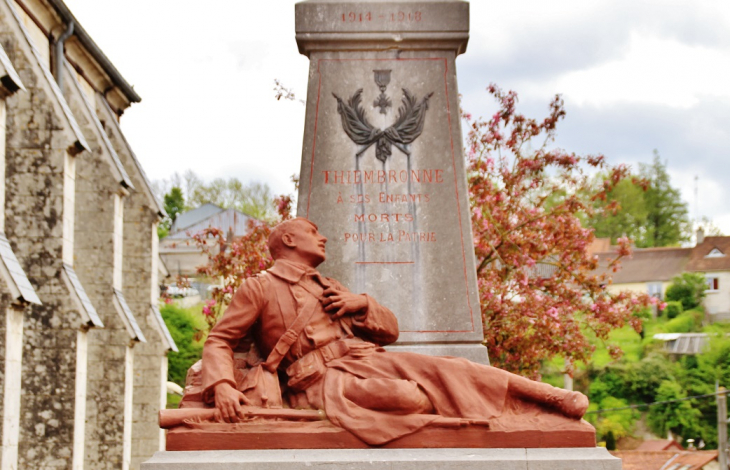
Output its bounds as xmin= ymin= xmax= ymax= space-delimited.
xmin=635 ymin=439 xmax=683 ymax=451
xmin=686 ymin=236 xmax=730 ymax=272
xmin=593 ymin=235 xmax=730 ymax=285
xmin=610 ymin=450 xmax=718 ymax=470
xmin=596 ymin=247 xmax=690 ymax=284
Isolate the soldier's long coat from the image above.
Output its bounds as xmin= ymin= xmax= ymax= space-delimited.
xmin=202 ymin=259 xmax=511 ymax=445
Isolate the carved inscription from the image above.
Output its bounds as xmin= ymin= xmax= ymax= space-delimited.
xmin=332 ymin=74 xmax=438 ymax=264
xmin=323 ymin=169 xmax=443 ymax=245
xmin=340 ymin=11 xmax=423 ymax=23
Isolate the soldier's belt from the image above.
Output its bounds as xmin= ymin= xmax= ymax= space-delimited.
xmin=286 ymin=339 xmax=352 ymax=391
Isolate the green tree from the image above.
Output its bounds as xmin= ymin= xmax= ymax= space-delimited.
xmin=583 ymin=331 xmax=730 ymax=450
xmin=665 ymin=272 xmax=707 ymax=311
xmin=189 ymin=178 xmax=275 ymax=222
xmin=636 ymin=151 xmax=690 ymax=247
xmin=157 ymin=186 xmax=186 ymax=239
xmin=164 ymin=187 xmax=185 ymax=223
xmin=590 ymin=177 xmax=649 ymax=244
xmin=604 ymin=430 xmax=616 ymax=450
xmin=588 ymin=397 xmax=640 ymax=444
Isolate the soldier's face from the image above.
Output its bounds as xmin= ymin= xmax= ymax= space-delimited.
xmin=290 ymin=220 xmax=327 ymax=266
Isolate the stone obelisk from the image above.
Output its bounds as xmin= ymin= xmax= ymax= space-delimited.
xmin=295 ymin=0 xmax=487 ymax=363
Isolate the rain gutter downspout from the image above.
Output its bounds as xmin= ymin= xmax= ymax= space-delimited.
xmin=54 ymin=20 xmax=74 ymax=90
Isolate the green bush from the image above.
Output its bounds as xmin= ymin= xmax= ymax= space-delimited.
xmin=597 ymin=397 xmax=639 ymax=440
xmin=647 ymin=380 xmax=702 ymax=440
xmin=699 ymin=328 xmax=730 ymax=391
xmin=663 ymin=313 xmax=697 ymax=333
xmin=161 ymin=303 xmax=205 ymax=387
xmin=662 ymin=301 xmax=683 ymax=319
xmin=687 ymin=308 xmax=705 ymax=328
xmin=578 ymin=316 xmax=730 ymax=449
xmin=588 ymin=370 xmax=626 ymax=403
xmin=665 ymin=272 xmax=707 ymax=311
xmin=623 ymin=353 xmax=678 ymax=403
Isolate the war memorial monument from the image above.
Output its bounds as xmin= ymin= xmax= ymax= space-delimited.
xmin=143 ymin=0 xmax=622 ymax=468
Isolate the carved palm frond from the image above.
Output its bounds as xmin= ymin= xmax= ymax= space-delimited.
xmin=332 ymin=90 xmax=378 ymax=146
xmin=386 ymin=89 xmax=434 ymax=145
xmin=333 ymin=88 xmax=433 ymax=163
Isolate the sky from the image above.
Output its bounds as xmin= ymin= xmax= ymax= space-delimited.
xmin=64 ymin=0 xmax=730 ymax=233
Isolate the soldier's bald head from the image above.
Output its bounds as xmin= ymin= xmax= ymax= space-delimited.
xmin=268 ymin=217 xmax=318 ymax=260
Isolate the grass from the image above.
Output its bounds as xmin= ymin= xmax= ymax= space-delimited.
xmin=542 ymin=308 xmax=722 ymax=387
xmin=167 ymin=393 xmax=183 ymax=409
xmin=542 ymin=317 xmax=668 ymax=385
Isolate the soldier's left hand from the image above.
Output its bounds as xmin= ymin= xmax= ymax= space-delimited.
xmin=322 ymin=287 xmax=368 ymax=318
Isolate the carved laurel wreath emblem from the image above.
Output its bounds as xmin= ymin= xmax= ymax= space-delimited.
xmin=333 ymin=87 xmax=434 ymax=163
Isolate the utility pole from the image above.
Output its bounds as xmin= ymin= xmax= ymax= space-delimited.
xmin=719 ymin=386 xmax=728 ymax=470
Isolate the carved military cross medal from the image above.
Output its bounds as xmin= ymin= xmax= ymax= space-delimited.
xmin=333 ymin=71 xmax=434 ymax=163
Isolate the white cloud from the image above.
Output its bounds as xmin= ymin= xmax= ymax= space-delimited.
xmin=556 ymin=32 xmax=730 ymax=108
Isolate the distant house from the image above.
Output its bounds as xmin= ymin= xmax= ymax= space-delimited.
xmin=595 ymin=229 xmax=730 ymax=322
xmin=599 ymin=246 xmax=690 ymax=301
xmin=685 ymin=234 xmax=730 ymax=322
xmin=169 ymin=202 xmax=228 ymax=234
xmin=635 ymin=439 xmax=684 ymax=452
xmin=160 ymin=204 xmax=255 ymax=276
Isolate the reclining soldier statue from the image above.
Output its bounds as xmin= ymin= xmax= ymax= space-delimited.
xmin=165 ymin=217 xmax=591 ymax=447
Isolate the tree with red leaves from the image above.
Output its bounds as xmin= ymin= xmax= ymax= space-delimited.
xmin=465 ymin=84 xmax=657 ymax=378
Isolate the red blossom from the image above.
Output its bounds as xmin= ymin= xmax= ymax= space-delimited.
xmin=466 ymin=84 xmax=654 ymax=379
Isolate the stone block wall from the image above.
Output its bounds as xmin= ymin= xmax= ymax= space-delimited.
xmin=0 ymin=1 xmax=172 ymax=467
xmin=97 ymin=98 xmax=170 ymax=469
xmin=65 ymin=75 xmax=136 ymax=469
xmin=125 ymin=187 xmax=168 ymax=470
xmin=83 ymin=326 xmax=132 ymax=469
xmin=130 ymin=350 xmax=167 ymax=468
xmin=0 ymin=18 xmax=88 ymax=467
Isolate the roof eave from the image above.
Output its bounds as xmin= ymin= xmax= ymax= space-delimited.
xmin=45 ymin=0 xmax=141 ymax=106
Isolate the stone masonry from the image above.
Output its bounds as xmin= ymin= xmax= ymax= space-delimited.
xmin=96 ymin=94 xmax=175 ymax=469
xmin=0 ymin=37 xmax=40 ymax=470
xmin=0 ymin=0 xmax=175 ymax=469
xmin=62 ymin=63 xmax=145 ymax=470
xmin=1 ymin=2 xmax=92 ymax=466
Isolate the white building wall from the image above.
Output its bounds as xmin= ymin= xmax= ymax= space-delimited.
xmin=1 ymin=308 xmax=23 ymax=470
xmin=702 ymin=271 xmax=730 ymax=321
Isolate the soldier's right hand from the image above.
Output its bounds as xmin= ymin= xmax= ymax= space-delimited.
xmin=214 ymin=382 xmax=251 ymax=423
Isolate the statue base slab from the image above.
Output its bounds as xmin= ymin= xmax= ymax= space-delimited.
xmin=163 ymin=419 xmax=595 ymax=451
xmin=142 ymin=448 xmax=620 ymax=469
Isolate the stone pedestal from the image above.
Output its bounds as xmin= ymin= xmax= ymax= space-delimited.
xmin=295 ymin=0 xmax=488 ymax=364
xmin=142 ymin=448 xmax=621 ymax=469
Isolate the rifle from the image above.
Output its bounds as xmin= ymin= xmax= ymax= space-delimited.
xmin=160 ymin=407 xmax=489 ymax=430
xmin=159 ymin=406 xmax=326 ymax=429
